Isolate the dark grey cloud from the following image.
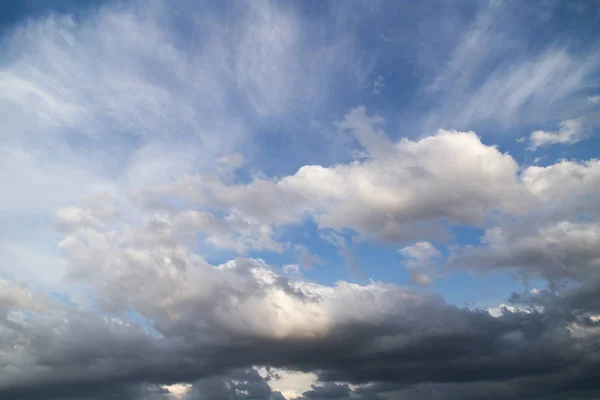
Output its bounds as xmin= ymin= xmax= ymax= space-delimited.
xmin=450 ymin=221 xmax=600 ymax=282
xmin=301 ymin=383 xmax=351 ymax=399
xmin=185 ymin=369 xmax=285 ymax=400
xmin=1 ymin=272 xmax=600 ymax=400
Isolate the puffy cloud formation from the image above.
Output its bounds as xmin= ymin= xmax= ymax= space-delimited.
xmin=528 ymin=119 xmax=584 ymax=149
xmin=451 ymin=221 xmax=600 ymax=281
xmin=399 ymin=242 xmax=442 ymax=285
xmin=138 ymin=120 xmax=527 ymax=246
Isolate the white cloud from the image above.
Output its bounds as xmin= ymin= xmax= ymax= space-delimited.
xmin=399 ymin=242 xmax=442 ymax=268
xmin=161 ymin=383 xmax=191 ymax=399
xmin=399 ymin=242 xmax=441 ymax=286
xmin=426 ymin=0 xmax=506 ymax=95
xmin=423 ymin=0 xmax=600 ymax=132
xmin=588 ymin=95 xmax=600 ymax=104
xmin=257 ymin=367 xmax=317 ymax=400
xmin=0 ymin=5 xmax=243 ymax=146
xmin=55 ymin=206 xmax=104 ymax=233
xmin=521 ymin=159 xmax=600 ymax=219
xmin=457 ymin=50 xmax=596 ymax=128
xmin=279 ymin=125 xmax=524 ymax=241
xmin=141 ymin=108 xmax=526 ymax=245
xmin=487 ymin=304 xmax=523 ymax=318
xmin=216 ymin=153 xmax=246 ymax=182
xmin=129 ymin=105 xmax=600 ymax=255
xmin=0 ymin=0 xmax=366 ymax=295
xmin=372 ymin=75 xmax=385 ymax=94
xmin=528 ymin=119 xmax=584 ymax=149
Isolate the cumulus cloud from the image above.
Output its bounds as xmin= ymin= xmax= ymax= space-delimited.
xmin=399 ymin=241 xmax=442 ymax=285
xmin=127 ymin=107 xmax=599 ymax=285
xmin=139 ymin=108 xmax=527 ymax=245
xmin=445 ymin=157 xmax=600 ymax=283
xmin=521 ymin=159 xmax=600 ymax=221
xmin=399 ymin=241 xmax=442 ymax=268
xmin=451 ymin=221 xmax=600 ymax=281
xmin=528 ymin=119 xmax=584 ymax=149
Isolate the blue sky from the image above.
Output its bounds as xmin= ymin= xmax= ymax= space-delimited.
xmin=1 ymin=1 xmax=600 ymax=399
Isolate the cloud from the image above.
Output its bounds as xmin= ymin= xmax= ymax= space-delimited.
xmin=447 ymin=49 xmax=597 ymax=129
xmin=0 ymin=0 xmax=364 ymax=285
xmin=521 ymin=159 xmax=600 ymax=220
xmin=588 ymin=95 xmax=600 ymax=104
xmin=139 ymin=107 xmax=526 ymax=245
xmin=1 ymin=254 xmax=599 ymax=399
xmin=422 ymin=0 xmax=600 ymax=132
xmin=451 ymin=221 xmax=600 ymax=281
xmin=1 ymin=1 xmax=600 ymax=399
xmin=184 ymin=368 xmax=285 ymax=400
xmin=399 ymin=241 xmax=442 ymax=268
xmin=257 ymin=368 xmax=317 ymax=400
xmin=528 ymin=119 xmax=584 ymax=149
xmin=399 ymin=241 xmax=442 ymax=285
xmin=55 ymin=206 xmax=104 ymax=233
xmin=372 ymin=75 xmax=384 ymax=95
xmin=408 ymin=270 xmax=433 ymax=287
xmin=0 ymin=278 xmax=46 ymax=312
xmin=3 ymin=173 xmax=600 ymax=400
xmin=301 ymin=383 xmax=350 ymax=399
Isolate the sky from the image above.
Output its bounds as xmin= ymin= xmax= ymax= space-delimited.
xmin=1 ymin=0 xmax=600 ymax=399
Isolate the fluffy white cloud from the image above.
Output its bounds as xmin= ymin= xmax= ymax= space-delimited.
xmin=55 ymin=206 xmax=104 ymax=233
xmin=399 ymin=242 xmax=442 ymax=285
xmin=139 ymin=108 xmax=527 ymax=246
xmin=399 ymin=242 xmax=442 ymax=286
xmin=399 ymin=242 xmax=442 ymax=268
xmin=528 ymin=119 xmax=584 ymax=149
xmin=521 ymin=159 xmax=600 ymax=221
